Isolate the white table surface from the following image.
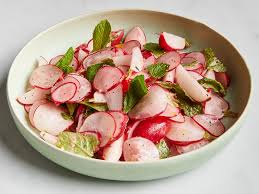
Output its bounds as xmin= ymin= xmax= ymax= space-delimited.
xmin=0 ymin=0 xmax=258 ymax=193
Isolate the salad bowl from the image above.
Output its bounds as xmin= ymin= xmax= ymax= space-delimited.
xmin=7 ymin=9 xmax=252 ymax=181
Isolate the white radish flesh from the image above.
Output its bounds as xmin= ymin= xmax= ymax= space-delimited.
xmin=175 ymin=65 xmax=210 ymax=102
xmin=87 ymin=39 xmax=93 ymax=52
xmin=83 ymin=50 xmax=114 ymax=68
xmin=112 ymin=55 xmax=131 ymax=66
xmin=109 ymin=111 xmax=128 ymax=139
xmin=91 ymin=91 xmax=107 ymax=103
xmin=169 ymin=113 xmax=185 ymax=123
xmin=176 ymin=139 xmax=209 ymax=154
xmin=51 ymin=82 xmax=77 ymax=104
xmin=40 ymin=131 xmax=58 ymax=145
xmin=181 ymin=57 xmax=202 ymax=71
xmin=17 ymin=88 xmax=50 ymax=105
xmin=157 ymin=51 xmax=181 ymax=70
xmin=159 ymin=32 xmax=185 ymax=50
xmin=77 ymin=49 xmax=88 ymax=63
xmin=204 ymin=70 xmax=216 ymax=80
xmin=125 ymin=27 xmax=146 ymax=48
xmin=29 ymin=100 xmax=48 ymax=127
xmin=49 ymin=55 xmax=78 ymax=71
xmin=160 ymin=104 xmax=179 ymax=117
xmin=163 ymin=69 xmax=175 ymax=83
xmin=185 ymin=52 xmax=205 ymax=65
xmin=117 ymin=65 xmax=129 ymax=75
xmin=188 ymin=71 xmax=203 ymax=80
xmin=122 ymin=40 xmax=141 ymax=55
xmin=144 ymin=55 xmax=155 ymax=68
xmin=123 ymin=137 xmax=159 ymax=162
xmin=130 ymin=47 xmax=144 ymax=72
xmin=103 ymin=134 xmax=124 ymax=161
xmin=105 ymin=84 xmax=123 ymax=111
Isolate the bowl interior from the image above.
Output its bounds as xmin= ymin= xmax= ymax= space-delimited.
xmin=7 ymin=10 xmax=251 ymax=158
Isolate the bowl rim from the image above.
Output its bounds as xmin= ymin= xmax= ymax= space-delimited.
xmin=6 ymin=8 xmax=253 ymax=166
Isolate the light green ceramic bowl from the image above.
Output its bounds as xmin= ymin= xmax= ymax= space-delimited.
xmin=7 ymin=9 xmax=252 ymax=181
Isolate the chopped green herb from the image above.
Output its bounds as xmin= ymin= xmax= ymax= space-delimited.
xmin=93 ymin=20 xmax=111 ymax=51
xmin=203 ymin=48 xmax=226 ymax=72
xmin=156 ymin=139 xmax=170 ymax=159
xmin=66 ymin=103 xmax=78 ymax=116
xmin=185 ymin=39 xmax=191 ymax=48
xmin=157 ymin=81 xmax=175 ymax=90
xmin=198 ymin=77 xmax=226 ymax=96
xmin=61 ymin=112 xmax=73 ymax=120
xmin=80 ymin=99 xmax=108 ymax=112
xmin=144 ymin=43 xmax=165 ymax=57
xmin=181 ymin=60 xmax=198 ymax=68
xmin=147 ymin=63 xmax=169 ymax=78
xmin=56 ymin=47 xmax=74 ymax=73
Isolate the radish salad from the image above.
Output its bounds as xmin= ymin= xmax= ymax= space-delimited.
xmin=17 ymin=20 xmax=237 ymax=162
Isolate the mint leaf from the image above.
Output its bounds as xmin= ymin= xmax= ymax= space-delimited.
xmin=93 ymin=20 xmax=111 ymax=51
xmin=198 ymin=77 xmax=226 ymax=96
xmin=56 ymin=47 xmax=74 ymax=73
xmin=147 ymin=63 xmax=169 ymax=78
xmin=66 ymin=103 xmax=78 ymax=116
xmin=203 ymin=131 xmax=216 ymax=141
xmin=80 ymin=99 xmax=108 ymax=111
xmin=224 ymin=110 xmax=239 ymax=118
xmin=185 ymin=39 xmax=191 ymax=48
xmin=156 ymin=139 xmax=170 ymax=159
xmin=171 ymin=84 xmax=203 ymax=117
xmin=144 ymin=43 xmax=164 ymax=57
xmin=123 ymin=75 xmax=148 ymax=113
xmin=56 ymin=132 xmax=99 ymax=157
xmin=203 ymin=48 xmax=226 ymax=72
xmin=61 ymin=112 xmax=73 ymax=120
xmin=157 ymin=81 xmax=175 ymax=90
xmin=181 ymin=60 xmax=198 ymax=68
xmin=101 ymin=58 xmax=114 ymax=66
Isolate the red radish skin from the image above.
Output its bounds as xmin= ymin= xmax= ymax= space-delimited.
xmin=29 ymin=100 xmax=48 ymax=127
xmin=93 ymin=66 xmax=124 ymax=92
xmin=33 ymin=102 xmax=74 ymax=136
xmin=132 ymin=116 xmax=170 ymax=143
xmin=111 ymin=30 xmax=124 ymax=46
xmin=124 ymin=27 xmax=146 ymax=48
xmin=163 ymin=69 xmax=175 ymax=83
xmin=122 ymin=40 xmax=141 ymax=55
xmin=37 ymin=56 xmax=48 ymax=66
xmin=128 ymin=85 xmax=168 ymax=120
xmin=79 ymin=112 xmax=116 ymax=147
xmin=51 ymin=82 xmax=77 ymax=104
xmin=166 ymin=116 xmax=205 ymax=145
xmin=29 ymin=65 xmax=63 ymax=89
xmin=123 ymin=137 xmax=159 ymax=162
xmin=130 ymin=47 xmax=144 ymax=72
xmin=82 ymin=50 xmax=115 ymax=68
xmin=170 ymin=144 xmax=180 ymax=156
xmin=17 ymin=88 xmax=50 ymax=105
xmin=157 ymin=51 xmax=181 ymax=70
xmin=103 ymin=134 xmax=125 ymax=161
xmin=121 ymin=79 xmax=130 ymax=93
xmin=175 ymin=65 xmax=210 ymax=102
xmin=125 ymin=120 xmax=142 ymax=140
xmin=159 ymin=32 xmax=185 ymax=50
xmin=193 ymin=114 xmax=225 ymax=137
xmin=215 ymin=72 xmax=230 ymax=88
xmin=160 ymin=104 xmax=179 ymax=118
xmin=169 ymin=112 xmax=185 ymax=123
xmin=105 ymin=84 xmax=123 ymax=111
xmin=142 ymin=50 xmax=153 ymax=59
xmin=112 ymin=55 xmax=131 ymax=66
xmin=176 ymin=139 xmax=209 ymax=154
xmin=185 ymin=52 xmax=206 ymax=65
xmin=40 ymin=131 xmax=58 ymax=145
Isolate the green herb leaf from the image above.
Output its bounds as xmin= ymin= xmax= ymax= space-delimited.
xmin=66 ymin=103 xmax=78 ymax=116
xmin=185 ymin=39 xmax=191 ymax=48
xmin=157 ymin=81 xmax=175 ymax=90
xmin=181 ymin=60 xmax=198 ymax=68
xmin=61 ymin=112 xmax=73 ymax=120
xmin=123 ymin=75 xmax=148 ymax=113
xmin=198 ymin=77 xmax=226 ymax=96
xmin=156 ymin=139 xmax=170 ymax=159
xmin=93 ymin=20 xmax=111 ymax=51
xmin=144 ymin=43 xmax=165 ymax=57
xmin=203 ymin=131 xmax=216 ymax=141
xmin=56 ymin=47 xmax=74 ymax=73
xmin=147 ymin=63 xmax=169 ymax=78
xmin=56 ymin=132 xmax=99 ymax=157
xmin=171 ymin=84 xmax=203 ymax=117
xmin=224 ymin=110 xmax=239 ymax=118
xmin=80 ymin=99 xmax=108 ymax=112
xmin=101 ymin=58 xmax=115 ymax=66
xmin=203 ymin=48 xmax=226 ymax=72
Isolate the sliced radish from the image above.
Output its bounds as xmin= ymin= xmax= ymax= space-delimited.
xmin=193 ymin=114 xmax=225 ymax=137
xmin=144 ymin=55 xmax=155 ymax=68
xmin=109 ymin=111 xmax=128 ymax=140
xmin=111 ymin=29 xmax=124 ymax=46
xmin=130 ymin=71 xmax=150 ymax=80
xmin=24 ymin=104 xmax=32 ymax=113
xmin=75 ymin=104 xmax=86 ymax=123
xmin=17 ymin=88 xmax=50 ymax=105
xmin=112 ymin=55 xmax=131 ymax=66
xmin=188 ymin=71 xmax=203 ymax=80
xmin=163 ymin=69 xmax=175 ymax=83
xmin=160 ymin=104 xmax=179 ymax=117
xmin=166 ymin=116 xmax=205 ymax=145
xmin=29 ymin=65 xmax=63 ymax=89
xmin=82 ymin=50 xmax=115 ymax=68
xmin=185 ymin=52 xmax=205 ymax=65
xmin=204 ymin=91 xmax=229 ymax=118
xmin=122 ymin=40 xmax=141 ymax=54
xmin=40 ymin=131 xmax=58 ymax=145
xmin=204 ymin=70 xmax=216 ymax=80
xmin=103 ymin=134 xmax=124 ymax=161
xmin=215 ymin=72 xmax=230 ymax=88
xmin=93 ymin=66 xmax=124 ymax=92
xmin=51 ymin=82 xmax=77 ymax=104
xmin=86 ymin=39 xmax=93 ymax=52
xmin=105 ymin=84 xmax=123 ymax=111
xmin=114 ymin=47 xmax=124 ymax=56
xmin=130 ymin=47 xmax=144 ymax=72
xmin=51 ymin=75 xmax=80 ymax=94
xmin=29 ymin=100 xmax=48 ymax=127
xmin=125 ymin=120 xmax=142 ymax=140
xmin=176 ymin=139 xmax=209 ymax=154
xmin=77 ymin=49 xmax=89 ymax=63
xmin=169 ymin=112 xmax=185 ymax=123
xmin=142 ymin=50 xmax=153 ymax=59
xmin=128 ymin=85 xmax=168 ymax=120
xmin=49 ymin=55 xmax=78 ymax=71
xmin=175 ymin=65 xmax=210 ymax=102
xmin=33 ymin=102 xmax=74 ymax=135
xmin=117 ymin=65 xmax=129 ymax=75
xmin=67 ymin=74 xmax=91 ymax=102
xmin=76 ymin=113 xmax=85 ymax=132
xmin=89 ymin=91 xmax=106 ymax=103
xmin=181 ymin=57 xmax=202 ymax=71
xmin=123 ymin=137 xmax=159 ymax=162
xmin=37 ymin=56 xmax=48 ymax=66
xmin=159 ymin=32 xmax=185 ymax=50
xmin=157 ymin=51 xmax=181 ymax=70
xmin=125 ymin=26 xmax=146 ymax=48
xmin=170 ymin=144 xmax=180 ymax=156
xmin=79 ymin=112 xmax=116 ymax=147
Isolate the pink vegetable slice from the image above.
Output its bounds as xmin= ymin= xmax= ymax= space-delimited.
xmin=33 ymin=102 xmax=74 ymax=135
xmin=105 ymin=84 xmax=123 ymax=111
xmin=86 ymin=39 xmax=93 ymax=52
xmin=92 ymin=91 xmax=106 ymax=103
xmin=185 ymin=52 xmax=205 ymax=65
xmin=93 ymin=66 xmax=124 ymax=92
xmin=204 ymin=70 xmax=216 ymax=80
xmin=144 ymin=55 xmax=155 ymax=68
xmin=160 ymin=104 xmax=179 ymax=117
xmin=51 ymin=75 xmax=80 ymax=94
xmin=157 ymin=51 xmax=181 ymax=70
xmin=175 ymin=65 xmax=210 ymax=102
xmin=79 ymin=112 xmax=116 ymax=147
xmin=159 ymin=32 xmax=186 ymax=50
xmin=51 ymin=82 xmax=77 ymax=104
xmin=124 ymin=26 xmax=146 ymax=48
xmin=40 ymin=131 xmax=58 ymax=145
xmin=169 ymin=112 xmax=185 ymax=123
xmin=49 ymin=55 xmax=78 ymax=71
xmin=204 ymin=91 xmax=229 ymax=118
xmin=112 ymin=55 xmax=131 ymax=66
xmin=77 ymin=49 xmax=89 ymax=63
xmin=122 ymin=40 xmax=141 ymax=55
xmin=130 ymin=71 xmax=150 ymax=80
xmin=125 ymin=120 xmax=142 ymax=140
xmin=181 ymin=57 xmax=202 ymax=71
xmin=103 ymin=134 xmax=125 ymax=161
xmin=215 ymin=72 xmax=230 ymax=88
xmin=130 ymin=47 xmax=144 ymax=72
xmin=76 ymin=113 xmax=85 ymax=132
xmin=17 ymin=88 xmax=50 ymax=105
xmin=109 ymin=111 xmax=128 ymax=140
xmin=166 ymin=116 xmax=205 ymax=145
xmin=176 ymin=139 xmax=209 ymax=154
xmin=37 ymin=56 xmax=48 ymax=66
xmin=123 ymin=137 xmax=159 ymax=162
xmin=111 ymin=29 xmax=124 ymax=46
xmin=163 ymin=69 xmax=175 ymax=83
xmin=29 ymin=65 xmax=63 ymax=89
xmin=29 ymin=100 xmax=48 ymax=127
xmin=188 ymin=71 xmax=203 ymax=80
xmin=24 ymin=104 xmax=32 ymax=113
xmin=128 ymin=85 xmax=168 ymax=120
xmin=117 ymin=65 xmax=129 ymax=75
xmin=193 ymin=114 xmax=225 ymax=137
xmin=67 ymin=74 xmax=91 ymax=102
